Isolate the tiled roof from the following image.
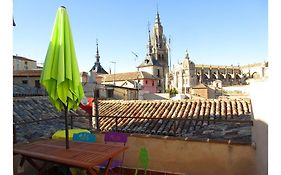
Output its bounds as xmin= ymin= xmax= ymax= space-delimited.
xmin=137 ymin=54 xmax=162 ymax=68
xmin=13 ymin=95 xmax=253 ymax=144
xmin=13 ymin=69 xmax=41 ymax=77
xmin=240 ymin=61 xmax=268 ymax=68
xmin=192 ymin=83 xmax=208 ymax=89
xmin=90 ymin=62 xmax=108 ymax=74
xmin=96 ymin=99 xmax=253 ymax=143
xmin=102 ymin=71 xmax=159 ymax=82
xmin=195 ymin=64 xmax=240 ymax=69
xmin=13 ymin=96 xmax=89 ymax=143
xmin=13 ymin=55 xmax=37 ymax=62
xmin=13 ymin=83 xmax=47 ymax=97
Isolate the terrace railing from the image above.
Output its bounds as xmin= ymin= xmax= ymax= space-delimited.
xmin=13 ymin=113 xmax=253 ymax=144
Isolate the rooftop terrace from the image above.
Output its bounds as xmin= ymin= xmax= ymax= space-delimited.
xmin=13 ymin=87 xmax=256 ymax=175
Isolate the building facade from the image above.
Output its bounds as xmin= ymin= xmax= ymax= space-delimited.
xmin=170 ymin=51 xmax=197 ymax=94
xmin=170 ymin=52 xmax=268 ymax=94
xmin=13 ymin=70 xmax=41 ymax=88
xmin=13 ymin=55 xmax=38 ymax=70
xmin=101 ymin=71 xmax=159 ymax=94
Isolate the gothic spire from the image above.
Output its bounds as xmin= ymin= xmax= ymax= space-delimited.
xmin=155 ymin=3 xmax=160 ymax=24
xmin=155 ymin=9 xmax=161 ymax=25
xmin=96 ymin=39 xmax=100 ymax=63
xmin=147 ymin=21 xmax=152 ymax=55
xmin=185 ymin=49 xmax=190 ymax=60
xmin=90 ymin=39 xmax=108 ymax=74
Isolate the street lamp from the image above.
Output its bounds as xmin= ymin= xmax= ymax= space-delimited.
xmin=110 ymin=61 xmax=116 ymax=85
xmin=132 ymin=52 xmax=140 ymax=100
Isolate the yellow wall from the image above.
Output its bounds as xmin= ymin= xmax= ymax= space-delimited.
xmin=13 ymin=134 xmax=256 ymax=175
xmin=95 ymin=133 xmax=256 ymax=175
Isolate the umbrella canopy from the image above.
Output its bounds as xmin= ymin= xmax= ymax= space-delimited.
xmin=40 ymin=6 xmax=84 ymax=149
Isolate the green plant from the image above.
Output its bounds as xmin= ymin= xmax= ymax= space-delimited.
xmin=169 ymin=88 xmax=178 ymax=95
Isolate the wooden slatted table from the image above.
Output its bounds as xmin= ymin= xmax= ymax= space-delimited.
xmin=14 ymin=139 xmax=128 ymax=175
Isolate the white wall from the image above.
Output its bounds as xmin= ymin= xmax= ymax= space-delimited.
xmin=249 ymin=80 xmax=268 ymax=175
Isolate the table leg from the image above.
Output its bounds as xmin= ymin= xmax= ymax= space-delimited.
xmin=86 ymin=167 xmax=98 ymax=175
xmin=104 ymin=158 xmax=113 ymax=175
xmin=25 ymin=157 xmax=49 ymax=175
xmin=19 ymin=156 xmax=25 ymax=167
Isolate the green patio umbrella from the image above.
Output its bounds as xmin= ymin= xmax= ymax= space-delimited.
xmin=40 ymin=6 xmax=84 ymax=149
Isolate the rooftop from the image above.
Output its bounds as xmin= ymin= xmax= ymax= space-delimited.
xmin=102 ymin=71 xmax=159 ymax=82
xmin=137 ymin=54 xmax=162 ymax=68
xmin=13 ymin=94 xmax=252 ymax=144
xmin=97 ymin=99 xmax=252 ymax=144
xmin=13 ymin=83 xmax=47 ymax=97
xmin=13 ymin=55 xmax=37 ymax=62
xmin=13 ymin=96 xmax=89 ymax=143
xmin=13 ymin=69 xmax=42 ymax=77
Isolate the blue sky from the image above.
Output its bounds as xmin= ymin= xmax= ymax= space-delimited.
xmin=13 ymin=0 xmax=268 ymax=73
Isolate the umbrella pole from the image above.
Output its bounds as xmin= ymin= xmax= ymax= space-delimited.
xmin=64 ymin=103 xmax=69 ymax=149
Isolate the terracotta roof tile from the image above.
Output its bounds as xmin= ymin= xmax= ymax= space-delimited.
xmin=13 ymin=96 xmax=253 ymax=144
xmin=96 ymin=99 xmax=253 ymax=143
xmin=13 ymin=96 xmax=89 ymax=143
xmin=191 ymin=83 xmax=208 ymax=89
xmin=102 ymin=71 xmax=159 ymax=82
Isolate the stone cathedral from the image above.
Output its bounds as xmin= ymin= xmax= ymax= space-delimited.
xmin=137 ymin=11 xmax=169 ymax=93
xmin=137 ymin=11 xmax=268 ymax=95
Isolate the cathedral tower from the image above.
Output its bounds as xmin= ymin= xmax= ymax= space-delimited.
xmin=137 ymin=10 xmax=169 ymax=93
xmin=151 ymin=10 xmax=169 ymax=67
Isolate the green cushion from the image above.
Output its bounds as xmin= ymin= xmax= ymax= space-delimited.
xmin=52 ymin=128 xmax=90 ymax=140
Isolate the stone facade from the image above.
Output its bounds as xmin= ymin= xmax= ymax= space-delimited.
xmin=170 ymin=51 xmax=197 ymax=94
xmin=13 ymin=69 xmax=42 ymax=88
xmin=138 ymin=11 xmax=169 ymax=93
xmin=170 ymin=52 xmax=268 ymax=94
xmin=13 ymin=55 xmax=37 ymax=70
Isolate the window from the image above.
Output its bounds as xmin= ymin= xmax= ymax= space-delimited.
xmin=145 ymin=80 xmax=148 ymax=84
xmin=158 ymin=80 xmax=161 ymax=87
xmin=157 ymin=69 xmax=160 ymax=77
xmin=94 ymin=90 xmax=100 ymax=98
xmin=152 ymin=81 xmax=154 ymax=86
xmin=35 ymin=80 xmax=40 ymax=88
xmin=107 ymin=89 xmax=113 ymax=98
xmin=24 ymin=61 xmax=28 ymax=70
xmin=145 ymin=58 xmax=149 ymax=64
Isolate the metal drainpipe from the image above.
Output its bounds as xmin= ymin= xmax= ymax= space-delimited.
xmin=94 ymin=97 xmax=99 ymax=131
xmin=70 ymin=115 xmax=73 ymax=129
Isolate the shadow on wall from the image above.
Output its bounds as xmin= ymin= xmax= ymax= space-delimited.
xmin=252 ymin=119 xmax=268 ymax=175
